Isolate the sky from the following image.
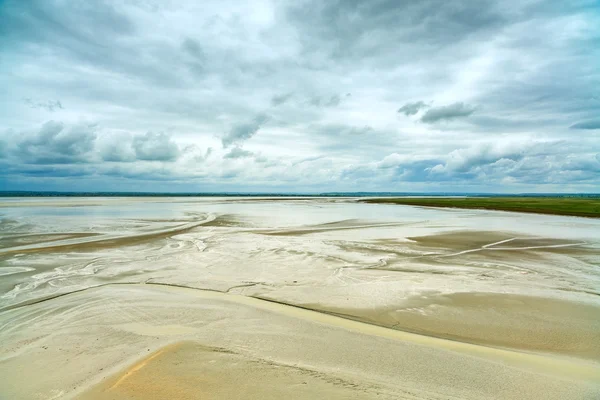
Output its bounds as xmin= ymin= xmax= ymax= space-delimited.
xmin=0 ymin=0 xmax=599 ymax=193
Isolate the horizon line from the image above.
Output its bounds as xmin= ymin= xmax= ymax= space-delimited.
xmin=1 ymin=191 xmax=599 ymax=197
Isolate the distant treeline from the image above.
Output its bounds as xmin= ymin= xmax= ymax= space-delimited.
xmin=0 ymin=191 xmax=598 ymax=198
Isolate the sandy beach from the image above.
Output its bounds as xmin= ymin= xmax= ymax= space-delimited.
xmin=1 ymin=197 xmax=599 ymax=399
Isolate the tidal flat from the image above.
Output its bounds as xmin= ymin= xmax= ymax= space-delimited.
xmin=1 ymin=197 xmax=599 ymax=399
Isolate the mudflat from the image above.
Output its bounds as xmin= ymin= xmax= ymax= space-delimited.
xmin=1 ymin=197 xmax=599 ymax=399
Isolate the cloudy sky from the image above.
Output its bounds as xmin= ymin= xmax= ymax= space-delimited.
xmin=1 ymin=0 xmax=599 ymax=193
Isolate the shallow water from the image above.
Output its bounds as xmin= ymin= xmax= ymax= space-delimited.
xmin=1 ymin=197 xmax=598 ymax=309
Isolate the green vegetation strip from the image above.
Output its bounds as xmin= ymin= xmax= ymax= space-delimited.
xmin=361 ymin=197 xmax=600 ymax=218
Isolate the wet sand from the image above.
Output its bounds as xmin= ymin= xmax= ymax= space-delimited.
xmin=307 ymin=292 xmax=600 ymax=360
xmin=2 ymin=284 xmax=599 ymax=400
xmin=1 ymin=197 xmax=599 ymax=399
xmin=80 ymin=341 xmax=381 ymax=400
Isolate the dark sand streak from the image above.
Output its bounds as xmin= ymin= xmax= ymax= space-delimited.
xmin=0 ymin=215 xmax=214 ymax=255
xmin=0 ymin=281 xmax=570 ymax=361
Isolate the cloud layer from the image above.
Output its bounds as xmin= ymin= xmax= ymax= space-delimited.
xmin=420 ymin=102 xmax=477 ymax=123
xmin=1 ymin=0 xmax=599 ymax=192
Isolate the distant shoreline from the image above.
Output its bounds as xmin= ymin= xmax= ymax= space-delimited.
xmin=361 ymin=197 xmax=600 ymax=218
xmin=1 ymin=191 xmax=599 ymax=198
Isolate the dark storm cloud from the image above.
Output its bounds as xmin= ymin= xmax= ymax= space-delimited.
xmin=309 ymin=95 xmax=342 ymax=108
xmin=397 ymin=101 xmax=428 ymax=116
xmin=224 ymin=147 xmax=254 ymax=159
xmin=13 ymin=165 xmax=93 ymax=178
xmin=181 ymin=37 xmax=206 ymax=76
xmin=0 ymin=0 xmax=134 ymax=52
xmin=0 ymin=0 xmax=134 ymax=39
xmin=0 ymin=0 xmax=187 ymax=88
xmin=102 ymin=165 xmax=177 ymax=182
xmin=100 ymin=139 xmax=135 ymax=162
xmin=23 ymin=98 xmax=64 ymax=112
xmin=271 ymin=93 xmax=293 ymax=106
xmin=420 ymin=102 xmax=476 ymax=123
xmin=132 ymin=132 xmax=180 ymax=161
xmin=182 ymin=38 xmax=204 ymax=59
xmin=570 ymin=119 xmax=600 ymax=130
xmin=287 ymin=0 xmax=509 ymax=61
xmin=100 ymin=132 xmax=183 ymax=163
xmin=292 ymin=155 xmax=326 ymax=166
xmin=222 ymin=114 xmax=270 ymax=148
xmin=325 ymin=94 xmax=341 ymax=107
xmin=15 ymin=121 xmax=97 ymax=164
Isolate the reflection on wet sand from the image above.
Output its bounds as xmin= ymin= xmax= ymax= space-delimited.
xmin=0 ymin=197 xmax=599 ymax=399
xmin=306 ymin=291 xmax=600 ymax=360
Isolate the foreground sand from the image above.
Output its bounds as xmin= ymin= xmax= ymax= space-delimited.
xmin=80 ymin=342 xmax=381 ymax=400
xmin=1 ymin=284 xmax=599 ymax=400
